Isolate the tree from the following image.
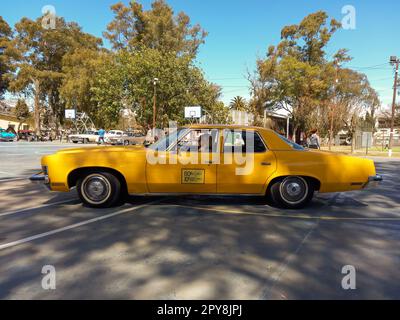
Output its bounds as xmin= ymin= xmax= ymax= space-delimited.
xmin=14 ymin=98 xmax=30 ymax=134
xmin=250 ymin=11 xmax=344 ymax=141
xmin=337 ymin=70 xmax=380 ymax=153
xmin=91 ymin=48 xmax=221 ymax=128
xmin=104 ymin=0 xmax=207 ymax=57
xmin=205 ymin=101 xmax=232 ymax=124
xmin=10 ymin=16 xmax=102 ymax=135
xmin=60 ymin=48 xmax=109 ymax=119
xmin=229 ymin=96 xmax=247 ymax=111
xmin=0 ymin=17 xmax=15 ymax=100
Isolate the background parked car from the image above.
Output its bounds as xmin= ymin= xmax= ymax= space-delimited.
xmin=104 ymin=130 xmax=124 ymax=144
xmin=68 ymin=131 xmax=99 ymax=144
xmin=0 ymin=128 xmax=16 ymax=142
xmin=108 ymin=132 xmax=146 ymax=145
xmin=18 ymin=130 xmax=35 ymax=141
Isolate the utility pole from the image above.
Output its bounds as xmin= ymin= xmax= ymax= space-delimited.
xmin=152 ymin=78 xmax=159 ymax=129
xmin=389 ymin=56 xmax=399 ymax=157
xmin=329 ymin=62 xmax=339 ymax=151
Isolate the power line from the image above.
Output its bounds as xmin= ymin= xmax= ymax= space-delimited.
xmin=346 ymin=63 xmax=390 ymax=70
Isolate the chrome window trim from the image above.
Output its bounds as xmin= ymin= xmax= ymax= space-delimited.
xmin=166 ymin=128 xmax=221 ymax=154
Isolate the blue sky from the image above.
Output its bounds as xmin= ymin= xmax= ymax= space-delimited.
xmin=1 ymin=0 xmax=398 ymax=109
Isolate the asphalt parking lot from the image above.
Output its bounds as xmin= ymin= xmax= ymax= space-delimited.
xmin=0 ymin=141 xmax=399 ymax=299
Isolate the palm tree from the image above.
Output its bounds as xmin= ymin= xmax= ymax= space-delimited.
xmin=229 ymin=96 xmax=247 ymax=111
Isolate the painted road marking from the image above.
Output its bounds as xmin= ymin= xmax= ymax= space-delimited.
xmin=0 ymin=199 xmax=78 ymax=218
xmin=0 ymin=177 xmax=27 ymax=182
xmin=0 ymin=200 xmax=160 ymax=251
xmin=172 ymin=204 xmax=400 ymax=221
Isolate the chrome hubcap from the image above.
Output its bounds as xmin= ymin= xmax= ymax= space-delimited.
xmin=82 ymin=175 xmax=111 ymax=204
xmin=280 ymin=177 xmax=308 ymax=204
xmin=286 ymin=182 xmax=302 ymax=197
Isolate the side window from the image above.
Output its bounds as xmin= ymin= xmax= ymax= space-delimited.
xmin=175 ymin=129 xmax=219 ymax=153
xmin=223 ymin=130 xmax=267 ymax=153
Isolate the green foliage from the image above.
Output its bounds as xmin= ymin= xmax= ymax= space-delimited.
xmin=229 ymin=96 xmax=247 ymax=111
xmin=91 ymin=48 xmax=221 ymax=128
xmin=0 ymin=16 xmax=16 ymax=99
xmin=9 ymin=16 xmax=103 ymax=130
xmin=206 ymin=101 xmax=232 ymax=124
xmin=104 ymin=0 xmax=207 ymax=58
xmin=14 ymin=98 xmax=30 ymax=120
xmin=61 ymin=48 xmax=109 ymax=117
xmin=250 ymin=11 xmax=380 ymax=139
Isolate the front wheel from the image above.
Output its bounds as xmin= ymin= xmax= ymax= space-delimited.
xmin=269 ymin=176 xmax=314 ymax=209
xmin=77 ymin=172 xmax=122 ymax=208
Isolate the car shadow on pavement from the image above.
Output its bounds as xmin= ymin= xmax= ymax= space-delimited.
xmin=0 ymin=160 xmax=399 ymax=299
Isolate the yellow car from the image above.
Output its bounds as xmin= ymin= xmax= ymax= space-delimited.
xmin=31 ymin=125 xmax=382 ymax=209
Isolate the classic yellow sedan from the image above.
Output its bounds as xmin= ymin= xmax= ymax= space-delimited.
xmin=31 ymin=125 xmax=382 ymax=209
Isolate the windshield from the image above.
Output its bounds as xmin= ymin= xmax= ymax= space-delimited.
xmin=278 ymin=135 xmax=305 ymax=151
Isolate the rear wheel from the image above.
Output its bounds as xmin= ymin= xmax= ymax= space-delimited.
xmin=124 ymin=140 xmax=129 ymax=146
xmin=269 ymin=176 xmax=314 ymax=209
xmin=77 ymin=172 xmax=121 ymax=208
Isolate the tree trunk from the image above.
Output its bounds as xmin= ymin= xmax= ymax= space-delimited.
xmin=329 ymin=107 xmax=334 ymax=151
xmin=33 ymin=79 xmax=41 ymax=137
xmin=17 ymin=122 xmax=22 ymax=141
xmin=293 ymin=126 xmax=298 ymax=143
xmin=351 ymin=132 xmax=355 ymax=154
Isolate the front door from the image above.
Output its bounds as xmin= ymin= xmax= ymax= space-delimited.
xmin=146 ymin=128 xmax=220 ymax=193
xmin=217 ymin=129 xmax=277 ymax=194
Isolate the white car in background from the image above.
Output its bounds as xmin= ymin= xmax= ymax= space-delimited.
xmin=104 ymin=130 xmax=124 ymax=144
xmin=68 ymin=131 xmax=99 ymax=144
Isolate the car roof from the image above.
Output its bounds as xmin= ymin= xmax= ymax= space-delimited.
xmin=183 ymin=124 xmax=274 ymax=132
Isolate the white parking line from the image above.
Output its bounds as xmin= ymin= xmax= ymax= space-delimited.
xmin=0 ymin=200 xmax=159 ymax=251
xmin=0 ymin=177 xmax=27 ymax=182
xmin=0 ymin=199 xmax=77 ymax=218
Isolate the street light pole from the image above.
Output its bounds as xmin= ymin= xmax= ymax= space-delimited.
xmin=389 ymin=56 xmax=399 ymax=157
xmin=152 ymin=78 xmax=159 ymax=129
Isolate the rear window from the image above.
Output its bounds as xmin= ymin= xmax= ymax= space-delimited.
xmin=223 ymin=130 xmax=267 ymax=153
xmin=278 ymin=135 xmax=305 ymax=150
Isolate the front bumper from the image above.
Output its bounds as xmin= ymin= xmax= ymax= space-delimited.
xmin=364 ymin=174 xmax=383 ymax=189
xmin=29 ymin=170 xmax=50 ymax=189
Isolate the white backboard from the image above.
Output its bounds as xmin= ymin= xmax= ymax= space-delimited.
xmin=184 ymin=106 xmax=202 ymax=119
xmin=65 ymin=109 xmax=76 ymax=119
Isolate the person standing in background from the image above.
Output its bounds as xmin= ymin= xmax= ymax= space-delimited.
xmin=307 ymin=129 xmax=321 ymax=149
xmin=98 ymin=128 xmax=106 ymax=145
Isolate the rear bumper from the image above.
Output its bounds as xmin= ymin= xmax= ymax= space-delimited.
xmin=364 ymin=174 xmax=383 ymax=189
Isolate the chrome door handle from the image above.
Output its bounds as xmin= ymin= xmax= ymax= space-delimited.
xmin=261 ymin=162 xmax=272 ymax=166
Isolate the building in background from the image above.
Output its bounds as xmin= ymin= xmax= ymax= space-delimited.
xmin=0 ymin=100 xmax=31 ymax=132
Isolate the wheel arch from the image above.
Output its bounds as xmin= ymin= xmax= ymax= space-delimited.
xmin=67 ymin=167 xmax=128 ymax=192
xmin=266 ymin=174 xmax=321 ymax=195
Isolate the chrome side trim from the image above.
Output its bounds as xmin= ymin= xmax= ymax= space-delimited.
xmin=128 ymin=193 xmax=264 ymax=197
